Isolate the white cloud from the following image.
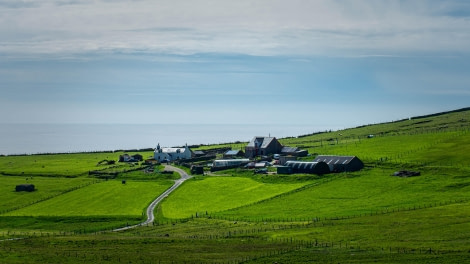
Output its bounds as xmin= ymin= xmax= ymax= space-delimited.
xmin=1 ymin=0 xmax=470 ymax=57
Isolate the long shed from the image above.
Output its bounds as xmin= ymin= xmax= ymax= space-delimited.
xmin=284 ymin=161 xmax=330 ymax=175
xmin=313 ymin=155 xmax=364 ymax=172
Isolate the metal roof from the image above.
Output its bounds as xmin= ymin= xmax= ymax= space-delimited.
xmin=225 ymin=150 xmax=243 ymax=155
xmin=281 ymin=146 xmax=299 ymax=153
xmin=313 ymin=155 xmax=357 ymax=165
xmin=159 ymin=147 xmax=186 ymax=153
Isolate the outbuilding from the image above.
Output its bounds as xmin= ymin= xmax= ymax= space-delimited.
xmin=223 ymin=149 xmax=245 ymax=158
xmin=280 ymin=146 xmax=308 ymax=157
xmin=313 ymin=155 xmax=364 ymax=172
xmin=284 ymin=161 xmax=330 ymax=175
xmin=211 ymin=159 xmax=250 ymax=172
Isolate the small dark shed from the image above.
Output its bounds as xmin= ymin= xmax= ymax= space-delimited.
xmin=284 ymin=161 xmax=330 ymax=175
xmin=16 ymin=184 xmax=35 ymax=192
xmin=191 ymin=165 xmax=204 ymax=175
xmin=132 ymin=154 xmax=143 ymax=161
xmin=313 ymin=155 xmax=364 ymax=172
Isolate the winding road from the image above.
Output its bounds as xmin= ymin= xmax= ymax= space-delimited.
xmin=113 ymin=165 xmax=192 ymax=232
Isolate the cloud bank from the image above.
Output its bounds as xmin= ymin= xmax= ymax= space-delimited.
xmin=1 ymin=0 xmax=470 ymax=57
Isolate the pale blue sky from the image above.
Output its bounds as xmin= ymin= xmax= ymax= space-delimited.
xmin=1 ymin=0 xmax=469 ymax=128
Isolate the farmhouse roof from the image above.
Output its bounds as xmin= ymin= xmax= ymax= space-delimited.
xmin=247 ymin=137 xmax=277 ymax=149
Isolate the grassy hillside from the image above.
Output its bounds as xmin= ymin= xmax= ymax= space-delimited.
xmin=1 ymin=108 xmax=470 ymax=263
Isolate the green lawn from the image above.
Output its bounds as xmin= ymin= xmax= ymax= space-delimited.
xmin=5 ymin=179 xmax=173 ymax=217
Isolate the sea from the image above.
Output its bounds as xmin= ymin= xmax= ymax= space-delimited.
xmin=0 ymin=123 xmax=338 ymax=155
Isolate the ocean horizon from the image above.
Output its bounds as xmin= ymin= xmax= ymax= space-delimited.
xmin=0 ymin=123 xmax=340 ymax=155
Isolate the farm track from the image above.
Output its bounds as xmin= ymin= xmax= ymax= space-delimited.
xmin=113 ymin=165 xmax=191 ymax=232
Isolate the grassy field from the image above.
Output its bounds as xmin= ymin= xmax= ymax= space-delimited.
xmin=157 ymin=177 xmax=308 ymax=219
xmin=0 ymin=151 xmax=153 ymax=177
xmin=1 ymin=108 xmax=470 ymax=263
xmin=1 ymin=201 xmax=469 ymax=263
xmin=4 ymin=180 xmax=173 ymax=217
xmin=0 ymin=162 xmax=176 ymax=234
xmin=0 ymin=176 xmax=96 ymax=213
xmin=213 ymin=167 xmax=470 ymax=221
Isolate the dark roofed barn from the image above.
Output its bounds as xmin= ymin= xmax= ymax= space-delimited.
xmin=284 ymin=161 xmax=330 ymax=175
xmin=313 ymin=155 xmax=364 ymax=172
xmin=281 ymin=146 xmax=308 ymax=157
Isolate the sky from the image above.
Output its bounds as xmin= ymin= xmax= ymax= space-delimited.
xmin=1 ymin=0 xmax=470 ymax=128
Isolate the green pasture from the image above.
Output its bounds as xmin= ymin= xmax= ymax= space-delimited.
xmin=264 ymin=201 xmax=470 ymax=251
xmin=214 ymin=167 xmax=470 ymax=221
xmin=5 ymin=179 xmax=172 ymax=217
xmin=157 ymin=176 xmax=308 ymax=219
xmin=0 ymin=176 xmax=95 ymax=213
xmin=0 ymin=151 xmax=153 ymax=176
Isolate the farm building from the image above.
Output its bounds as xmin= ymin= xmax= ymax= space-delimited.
xmin=212 ymin=159 xmax=250 ymax=168
xmin=16 ymin=184 xmax=35 ymax=192
xmin=245 ymin=137 xmax=283 ymax=158
xmin=313 ymin=155 xmax=364 ymax=172
xmin=223 ymin=149 xmax=245 ymax=158
xmin=284 ymin=161 xmax=330 ymax=175
xmin=154 ymin=143 xmax=192 ymax=162
xmin=211 ymin=159 xmax=250 ymax=172
xmin=280 ymin=146 xmax=308 ymax=157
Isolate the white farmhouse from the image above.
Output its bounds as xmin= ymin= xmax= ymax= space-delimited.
xmin=154 ymin=143 xmax=192 ymax=162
